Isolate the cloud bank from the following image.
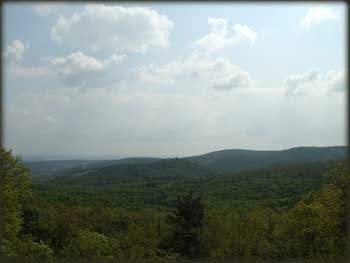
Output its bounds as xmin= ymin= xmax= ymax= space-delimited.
xmin=284 ymin=68 xmax=346 ymax=96
xmin=134 ymin=52 xmax=253 ymax=90
xmin=51 ymin=5 xmax=173 ymax=53
xmin=49 ymin=52 xmax=126 ymax=86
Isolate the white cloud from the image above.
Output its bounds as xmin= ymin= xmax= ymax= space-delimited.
xmin=194 ymin=17 xmax=257 ymax=53
xmin=325 ymin=69 xmax=346 ymax=92
xmin=7 ymin=51 xmax=127 ymax=87
xmin=284 ymin=68 xmax=320 ymax=96
xmin=51 ymin=4 xmax=173 ymax=53
xmin=285 ymin=68 xmax=319 ymax=88
xmin=284 ymin=68 xmax=346 ymax=96
xmin=5 ymin=47 xmax=127 ymax=87
xmin=4 ymin=40 xmax=29 ymax=64
xmin=134 ymin=52 xmax=253 ymax=90
xmin=300 ymin=7 xmax=338 ymax=30
xmin=48 ymin=51 xmax=126 ymax=86
xmin=232 ymin=24 xmax=257 ymax=43
xmin=33 ymin=3 xmax=55 ymax=16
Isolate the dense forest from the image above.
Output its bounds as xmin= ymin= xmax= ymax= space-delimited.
xmin=0 ymin=148 xmax=347 ymax=261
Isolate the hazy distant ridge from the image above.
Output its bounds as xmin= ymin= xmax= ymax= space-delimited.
xmin=26 ymin=146 xmax=347 ymax=185
xmin=186 ymin=146 xmax=346 ymax=173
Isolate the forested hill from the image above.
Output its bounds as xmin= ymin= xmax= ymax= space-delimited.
xmin=25 ymin=146 xmax=346 ymax=181
xmin=23 ymin=157 xmax=161 ymax=179
xmin=35 ymin=160 xmax=337 ymax=210
xmin=3 ymin=147 xmax=347 ymax=261
xmin=49 ymin=158 xmax=210 ymax=185
xmin=186 ymin=146 xmax=346 ymax=173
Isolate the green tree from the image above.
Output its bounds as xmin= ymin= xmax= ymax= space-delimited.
xmin=59 ymin=230 xmax=114 ymax=260
xmin=227 ymin=210 xmax=247 ymax=258
xmin=2 ymin=237 xmax=54 ymax=261
xmin=162 ymin=191 xmax=205 ymax=258
xmin=21 ymin=206 xmax=55 ymax=246
xmin=244 ymin=208 xmax=278 ymax=259
xmin=198 ymin=210 xmax=231 ymax=258
xmin=0 ymin=149 xmax=32 ymax=259
xmin=274 ymin=185 xmax=344 ymax=259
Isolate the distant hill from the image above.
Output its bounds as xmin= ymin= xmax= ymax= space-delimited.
xmin=186 ymin=146 xmax=346 ymax=173
xmin=108 ymin=157 xmax=161 ymax=165
xmin=22 ymin=160 xmax=117 ymax=178
xmin=23 ymin=157 xmax=161 ymax=179
xmin=28 ymin=146 xmax=346 ymax=182
xmin=49 ymin=158 xmax=210 ymax=185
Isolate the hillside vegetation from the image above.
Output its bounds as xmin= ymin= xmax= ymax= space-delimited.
xmin=35 ymin=160 xmax=336 ymax=211
xmin=26 ymin=146 xmax=345 ymax=184
xmin=49 ymin=158 xmax=210 ymax=185
xmin=1 ymin=148 xmax=347 ymax=261
xmin=4 ymin=147 xmax=347 ymax=261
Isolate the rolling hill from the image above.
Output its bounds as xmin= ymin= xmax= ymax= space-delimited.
xmin=34 ymin=160 xmax=338 ymax=210
xmin=27 ymin=146 xmax=346 ymax=183
xmin=186 ymin=146 xmax=346 ymax=173
xmin=49 ymin=158 xmax=210 ymax=185
xmin=23 ymin=157 xmax=161 ymax=181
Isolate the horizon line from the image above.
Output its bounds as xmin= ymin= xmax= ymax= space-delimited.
xmin=18 ymin=144 xmax=347 ymax=162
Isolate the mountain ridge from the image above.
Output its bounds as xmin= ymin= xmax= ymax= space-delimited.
xmin=25 ymin=146 xmax=346 ymax=182
xmin=185 ymin=145 xmax=346 ymax=173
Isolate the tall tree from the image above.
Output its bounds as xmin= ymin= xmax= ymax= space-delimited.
xmin=163 ymin=191 xmax=205 ymax=258
xmin=0 ymin=149 xmax=54 ymax=261
xmin=0 ymin=149 xmax=31 ymax=257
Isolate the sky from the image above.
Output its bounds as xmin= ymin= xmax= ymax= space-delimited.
xmin=3 ymin=2 xmax=347 ymax=159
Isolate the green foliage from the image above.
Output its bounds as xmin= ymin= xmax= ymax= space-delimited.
xmin=198 ymin=210 xmax=232 ymax=258
xmin=1 ymin=148 xmax=346 ymax=261
xmin=0 ymin=149 xmax=33 ymax=259
xmin=242 ymin=208 xmax=278 ymax=259
xmin=273 ymin=180 xmax=345 ymax=259
xmin=2 ymin=237 xmax=54 ymax=261
xmin=21 ymin=206 xmax=55 ymax=246
xmin=162 ymin=191 xmax=205 ymax=258
xmin=50 ymin=158 xmax=210 ymax=185
xmin=34 ymin=160 xmax=332 ymax=212
xmin=59 ymin=230 xmax=114 ymax=260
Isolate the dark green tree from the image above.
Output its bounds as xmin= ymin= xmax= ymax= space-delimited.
xmin=162 ymin=191 xmax=205 ymax=258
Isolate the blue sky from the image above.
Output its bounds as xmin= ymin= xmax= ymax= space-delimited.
xmin=3 ymin=2 xmax=347 ymax=158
